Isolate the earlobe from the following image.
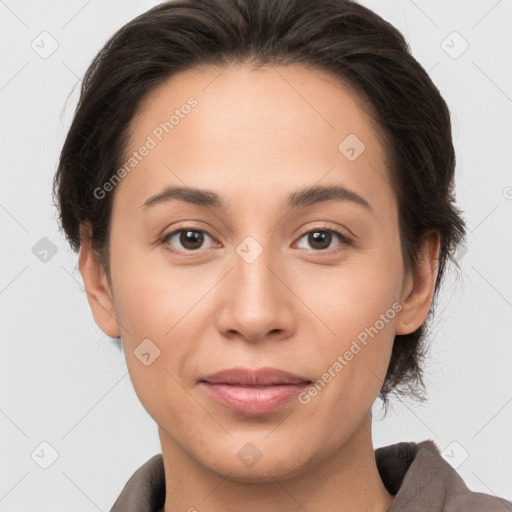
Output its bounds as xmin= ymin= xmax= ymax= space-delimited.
xmin=78 ymin=221 xmax=121 ymax=338
xmin=395 ymin=231 xmax=441 ymax=336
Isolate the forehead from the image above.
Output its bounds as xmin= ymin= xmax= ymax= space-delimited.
xmin=113 ymin=63 xmax=393 ymax=216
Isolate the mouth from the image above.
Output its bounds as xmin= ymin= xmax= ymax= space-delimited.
xmin=199 ymin=367 xmax=312 ymax=415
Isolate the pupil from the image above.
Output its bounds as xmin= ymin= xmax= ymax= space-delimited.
xmin=181 ymin=230 xmax=203 ymax=249
xmin=309 ymin=231 xmax=331 ymax=250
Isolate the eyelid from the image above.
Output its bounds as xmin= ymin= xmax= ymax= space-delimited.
xmin=294 ymin=222 xmax=352 ymax=241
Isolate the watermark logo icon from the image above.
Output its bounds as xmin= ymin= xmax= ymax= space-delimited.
xmin=31 ymin=441 xmax=59 ymax=469
xmin=31 ymin=31 xmax=59 ymax=59
xmin=441 ymin=31 xmax=469 ymax=59
xmin=134 ymin=338 xmax=161 ymax=366
xmin=237 ymin=442 xmax=262 ymax=468
xmin=32 ymin=237 xmax=58 ymax=263
xmin=236 ymin=236 xmax=263 ymax=264
xmin=338 ymin=134 xmax=366 ymax=161
xmin=441 ymin=441 xmax=469 ymax=469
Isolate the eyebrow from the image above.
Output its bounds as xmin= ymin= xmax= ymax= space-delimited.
xmin=140 ymin=184 xmax=372 ymax=212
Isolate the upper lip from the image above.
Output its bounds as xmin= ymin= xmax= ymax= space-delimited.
xmin=200 ymin=367 xmax=311 ymax=386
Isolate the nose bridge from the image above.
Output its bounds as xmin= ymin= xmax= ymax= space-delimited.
xmin=219 ymin=231 xmax=291 ymax=340
xmin=233 ymin=233 xmax=280 ymax=306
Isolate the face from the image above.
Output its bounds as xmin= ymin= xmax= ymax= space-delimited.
xmin=81 ymin=63 xmax=437 ymax=482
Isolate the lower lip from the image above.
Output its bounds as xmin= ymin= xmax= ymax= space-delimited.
xmin=200 ymin=382 xmax=308 ymax=414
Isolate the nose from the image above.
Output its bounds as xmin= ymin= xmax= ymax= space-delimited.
xmin=215 ymin=237 xmax=296 ymax=344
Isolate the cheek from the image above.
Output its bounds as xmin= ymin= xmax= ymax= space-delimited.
xmin=297 ymin=249 xmax=402 ymax=411
xmin=301 ymin=247 xmax=403 ymax=340
xmin=298 ymin=300 xmax=397 ymax=441
xmin=110 ymin=244 xmax=205 ymax=342
xmin=107 ymin=248 xmax=190 ymax=394
xmin=111 ymin=262 xmax=204 ymax=429
xmin=122 ymin=352 xmax=203 ymax=444
xmin=317 ymin=292 xmax=397 ymax=397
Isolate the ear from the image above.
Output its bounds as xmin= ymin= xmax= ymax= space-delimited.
xmin=78 ymin=221 xmax=121 ymax=338
xmin=395 ymin=230 xmax=441 ymax=335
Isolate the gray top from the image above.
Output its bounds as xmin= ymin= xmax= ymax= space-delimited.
xmin=110 ymin=439 xmax=511 ymax=511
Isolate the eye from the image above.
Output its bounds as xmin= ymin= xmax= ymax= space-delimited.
xmin=160 ymin=228 xmax=217 ymax=253
xmin=295 ymin=228 xmax=351 ymax=252
xmin=160 ymin=226 xmax=352 ymax=255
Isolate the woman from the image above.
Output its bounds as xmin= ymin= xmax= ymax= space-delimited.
xmin=52 ymin=0 xmax=511 ymax=510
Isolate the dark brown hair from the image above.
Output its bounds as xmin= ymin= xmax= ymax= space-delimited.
xmin=53 ymin=0 xmax=466 ymax=409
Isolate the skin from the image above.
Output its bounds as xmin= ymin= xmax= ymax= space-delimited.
xmin=79 ymin=63 xmax=440 ymax=512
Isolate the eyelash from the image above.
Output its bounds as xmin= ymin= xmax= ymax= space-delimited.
xmin=159 ymin=226 xmax=353 ymax=255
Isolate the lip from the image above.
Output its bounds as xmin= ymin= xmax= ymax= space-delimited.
xmin=199 ymin=367 xmax=311 ymax=415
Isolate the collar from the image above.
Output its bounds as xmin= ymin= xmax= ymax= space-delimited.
xmin=110 ymin=439 xmax=511 ymax=512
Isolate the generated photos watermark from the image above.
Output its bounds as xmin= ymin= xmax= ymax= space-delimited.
xmin=298 ymin=301 xmax=403 ymax=405
xmin=93 ymin=96 xmax=198 ymax=200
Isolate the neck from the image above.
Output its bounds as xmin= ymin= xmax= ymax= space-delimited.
xmin=159 ymin=410 xmax=394 ymax=512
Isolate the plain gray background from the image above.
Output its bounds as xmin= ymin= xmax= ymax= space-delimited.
xmin=1 ymin=0 xmax=511 ymax=510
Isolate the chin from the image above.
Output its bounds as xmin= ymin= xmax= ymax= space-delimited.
xmin=197 ymin=440 xmax=316 ymax=483
xmin=210 ymin=458 xmax=309 ymax=484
